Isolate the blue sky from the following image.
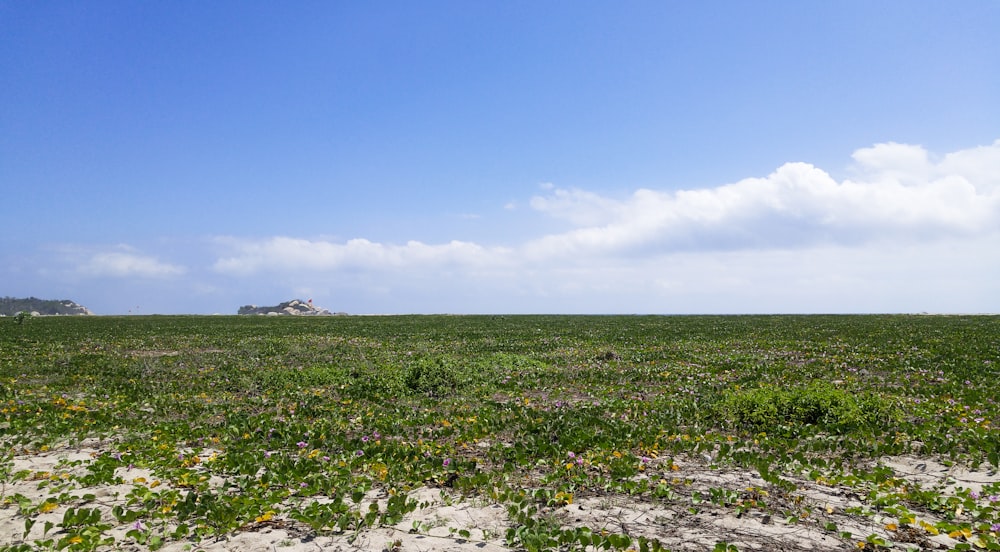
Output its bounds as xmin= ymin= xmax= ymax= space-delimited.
xmin=2 ymin=2 xmax=999 ymax=314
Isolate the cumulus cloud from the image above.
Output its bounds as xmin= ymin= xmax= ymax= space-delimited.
xmin=211 ymin=140 xmax=1000 ymax=276
xmin=204 ymin=140 xmax=999 ymax=313
xmin=525 ymin=140 xmax=1000 ymax=259
xmin=78 ymin=249 xmax=186 ymax=278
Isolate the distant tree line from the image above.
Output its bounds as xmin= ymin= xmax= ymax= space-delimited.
xmin=0 ymin=296 xmax=89 ymax=316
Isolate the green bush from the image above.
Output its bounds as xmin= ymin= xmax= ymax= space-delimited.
xmin=717 ymin=382 xmax=900 ymax=434
xmin=344 ymin=364 xmax=407 ymax=399
xmin=404 ymin=356 xmax=469 ymax=398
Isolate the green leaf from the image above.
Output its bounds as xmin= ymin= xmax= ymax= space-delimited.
xmin=23 ymin=517 xmax=35 ymax=538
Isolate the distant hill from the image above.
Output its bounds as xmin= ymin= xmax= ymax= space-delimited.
xmin=238 ymin=299 xmax=342 ymax=316
xmin=0 ymin=297 xmax=93 ymax=316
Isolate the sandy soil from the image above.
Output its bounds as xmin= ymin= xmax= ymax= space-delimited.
xmin=3 ymin=439 xmax=997 ymax=551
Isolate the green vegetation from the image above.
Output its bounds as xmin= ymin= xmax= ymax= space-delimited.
xmin=1 ymin=314 xmax=998 ymax=551
xmin=717 ymin=382 xmax=902 ymax=434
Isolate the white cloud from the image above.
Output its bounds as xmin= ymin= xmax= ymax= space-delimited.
xmin=203 ymin=140 xmax=999 ymax=313
xmin=78 ymin=249 xmax=186 ymax=278
xmin=525 ymin=141 xmax=1000 ymax=259
xmin=528 ymin=186 xmax=626 ymax=226
xmin=938 ymin=139 xmax=1000 ymax=193
xmin=849 ymin=142 xmax=934 ymax=184
xmin=212 ymin=236 xmax=512 ymax=275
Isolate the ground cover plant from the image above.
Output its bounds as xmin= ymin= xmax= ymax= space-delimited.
xmin=1 ymin=314 xmax=998 ymax=551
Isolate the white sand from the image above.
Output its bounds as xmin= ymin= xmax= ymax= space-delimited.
xmin=3 ymin=440 xmax=997 ymax=551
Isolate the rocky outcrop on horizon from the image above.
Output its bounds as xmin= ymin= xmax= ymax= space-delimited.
xmin=0 ymin=297 xmax=93 ymax=316
xmin=237 ymin=299 xmax=338 ymax=316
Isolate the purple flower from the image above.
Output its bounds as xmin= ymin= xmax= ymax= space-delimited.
xmin=264 ymin=451 xmax=272 ymax=458
xmin=300 ymin=482 xmax=308 ymax=488
xmin=362 ymin=435 xmax=369 ymax=442
xmin=297 ymin=441 xmax=307 ymax=448
xmin=443 ymin=458 xmax=451 ymax=467
xmin=993 ymin=523 xmax=1000 ymax=532
xmin=567 ymin=452 xmax=576 ymax=459
xmin=990 ymin=495 xmax=1000 ymax=503
xmin=971 ymin=491 xmax=980 ymax=499
xmin=133 ymin=520 xmax=145 ymax=531
xmin=355 ymin=450 xmax=364 ymax=457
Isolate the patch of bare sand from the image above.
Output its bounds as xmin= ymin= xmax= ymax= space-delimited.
xmin=880 ymin=455 xmax=999 ymax=495
xmin=3 ymin=441 xmax=998 ymax=551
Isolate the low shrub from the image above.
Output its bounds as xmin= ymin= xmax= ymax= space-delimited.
xmin=404 ymin=356 xmax=471 ymax=398
xmin=717 ymin=382 xmax=901 ymax=434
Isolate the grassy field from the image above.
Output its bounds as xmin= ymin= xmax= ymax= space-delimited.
xmin=1 ymin=314 xmax=998 ymax=551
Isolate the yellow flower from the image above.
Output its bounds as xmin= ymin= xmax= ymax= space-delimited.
xmin=38 ymin=501 xmax=59 ymax=513
xmin=948 ymin=527 xmax=972 ymax=539
xmin=920 ymin=521 xmax=939 ymax=535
